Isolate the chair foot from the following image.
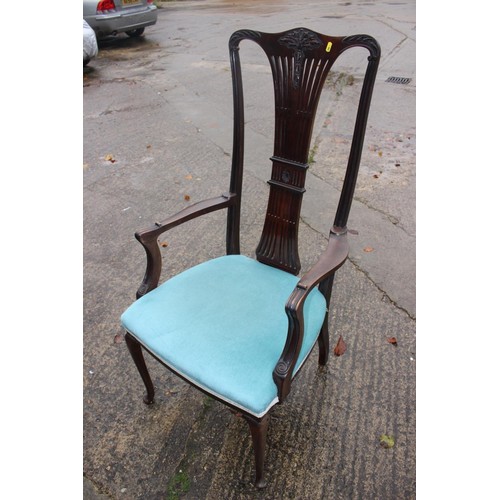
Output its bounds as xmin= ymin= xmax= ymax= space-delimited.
xmin=125 ymin=333 xmax=155 ymax=404
xmin=243 ymin=413 xmax=269 ymax=488
xmin=143 ymin=394 xmax=155 ymax=405
xmin=255 ymin=477 xmax=267 ymax=489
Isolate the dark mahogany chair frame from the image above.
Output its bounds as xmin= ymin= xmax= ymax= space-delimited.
xmin=124 ymin=27 xmax=380 ymax=488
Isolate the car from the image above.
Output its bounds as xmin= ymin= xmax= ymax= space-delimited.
xmin=83 ymin=19 xmax=98 ymax=66
xmin=83 ymin=0 xmax=158 ymax=40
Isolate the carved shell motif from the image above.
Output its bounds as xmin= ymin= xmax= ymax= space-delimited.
xmin=278 ymin=28 xmax=323 ymax=89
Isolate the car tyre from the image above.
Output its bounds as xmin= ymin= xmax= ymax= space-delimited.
xmin=126 ymin=28 xmax=145 ymax=38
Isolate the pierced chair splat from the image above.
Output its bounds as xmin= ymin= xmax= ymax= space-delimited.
xmin=120 ymin=27 xmax=380 ymax=488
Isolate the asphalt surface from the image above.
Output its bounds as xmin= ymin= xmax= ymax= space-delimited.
xmin=83 ymin=1 xmax=415 ymax=498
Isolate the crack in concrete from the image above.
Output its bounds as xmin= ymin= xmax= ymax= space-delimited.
xmin=347 ymin=255 xmax=416 ymax=320
xmin=83 ymin=474 xmax=113 ymax=499
xmin=299 ymin=215 xmax=415 ymax=321
xmin=306 ymin=164 xmax=414 ymax=237
xmin=353 ymin=195 xmax=414 ymax=237
xmin=374 ymin=18 xmax=416 ymax=42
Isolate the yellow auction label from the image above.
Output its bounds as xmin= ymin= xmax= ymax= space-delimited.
xmin=326 ymin=41 xmax=332 ymax=52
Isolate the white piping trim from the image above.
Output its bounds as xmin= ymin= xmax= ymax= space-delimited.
xmin=125 ymin=330 xmax=279 ymax=418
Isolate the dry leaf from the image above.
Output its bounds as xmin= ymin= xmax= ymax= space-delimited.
xmin=380 ymin=434 xmax=395 ymax=448
xmin=160 ymin=241 xmax=169 ymax=248
xmin=378 ymin=151 xmax=383 ymax=157
xmin=387 ymin=337 xmax=398 ymax=346
xmin=363 ymin=246 xmax=374 ymax=253
xmin=104 ymin=154 xmax=116 ymax=163
xmin=348 ymin=229 xmax=359 ymax=235
xmin=185 ymin=174 xmax=193 ymax=180
xmin=146 ymin=144 xmax=152 ymax=149
xmin=373 ymin=174 xmax=379 ymax=179
xmin=333 ymin=335 xmax=347 ymax=356
xmin=184 ymin=194 xmax=191 ymax=201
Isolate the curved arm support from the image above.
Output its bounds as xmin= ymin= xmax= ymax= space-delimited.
xmin=135 ymin=194 xmax=236 ymax=298
xmin=272 ymin=230 xmax=349 ymax=401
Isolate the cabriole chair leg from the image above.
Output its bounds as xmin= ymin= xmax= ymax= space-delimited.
xmin=317 ymin=320 xmax=330 ymax=366
xmin=243 ymin=413 xmax=270 ymax=489
xmin=318 ymin=274 xmax=335 ymax=366
xmin=125 ymin=333 xmax=155 ymax=405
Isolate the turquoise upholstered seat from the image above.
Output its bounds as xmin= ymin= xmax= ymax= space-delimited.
xmin=121 ymin=255 xmax=327 ymax=417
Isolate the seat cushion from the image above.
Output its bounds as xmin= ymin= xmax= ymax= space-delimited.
xmin=121 ymin=255 xmax=327 ymax=417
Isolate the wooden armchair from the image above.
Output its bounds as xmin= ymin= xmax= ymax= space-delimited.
xmin=121 ymin=27 xmax=380 ymax=488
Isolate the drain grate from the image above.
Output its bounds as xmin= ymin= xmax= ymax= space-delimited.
xmin=386 ymin=76 xmax=412 ymax=84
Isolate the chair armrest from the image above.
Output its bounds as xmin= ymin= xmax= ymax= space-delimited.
xmin=135 ymin=193 xmax=236 ymax=298
xmin=273 ymin=229 xmax=349 ymax=401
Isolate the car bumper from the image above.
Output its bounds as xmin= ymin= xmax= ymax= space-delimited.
xmin=86 ymin=6 xmax=157 ymax=38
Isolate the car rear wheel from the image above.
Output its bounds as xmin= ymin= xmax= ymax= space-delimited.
xmin=126 ymin=28 xmax=145 ymax=38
